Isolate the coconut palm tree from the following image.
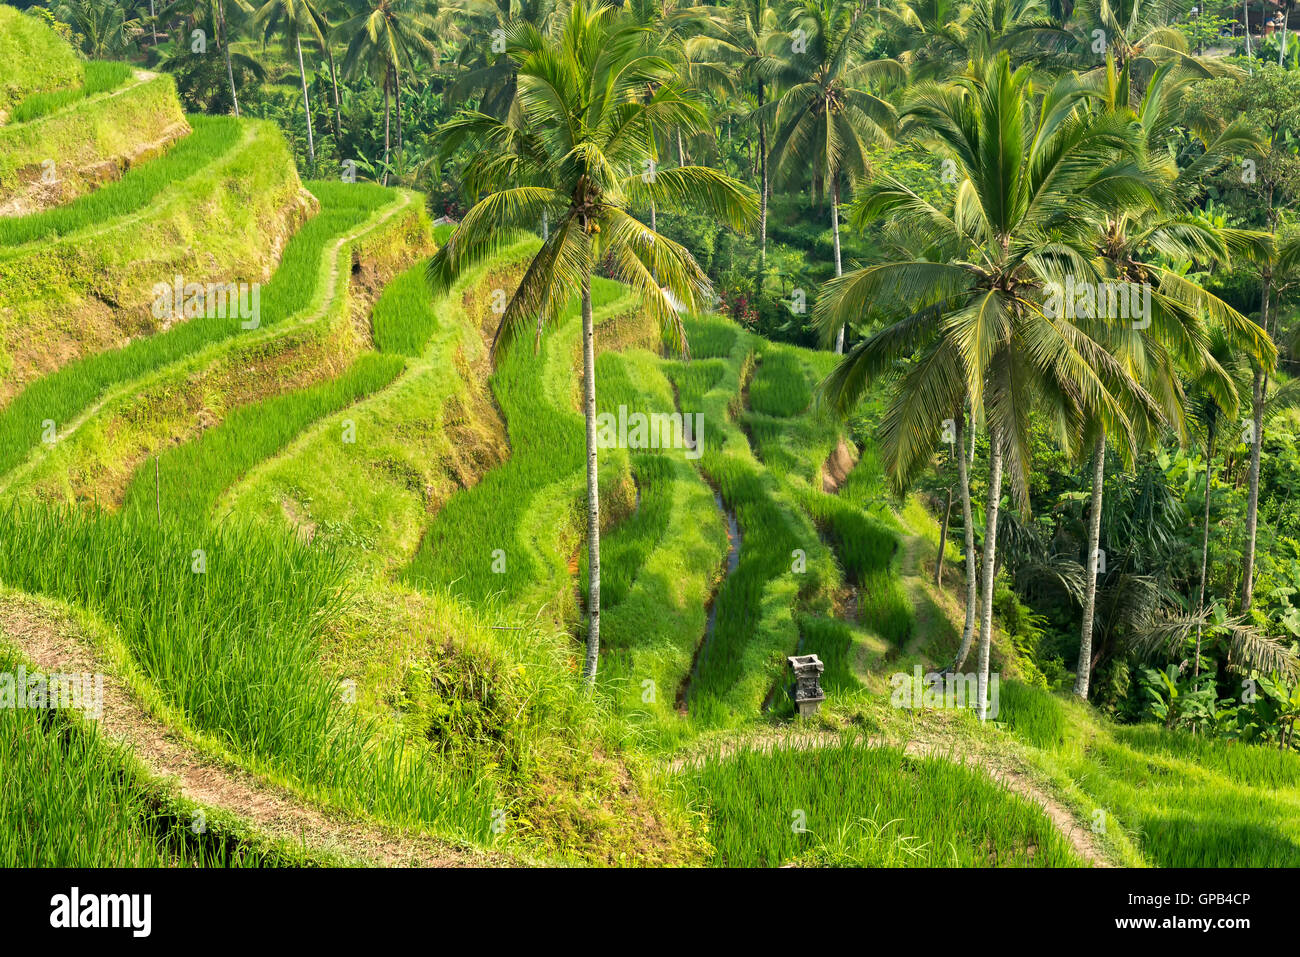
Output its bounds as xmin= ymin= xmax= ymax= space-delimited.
xmin=764 ymin=0 xmax=902 ymax=354
xmin=1068 ymin=57 xmax=1274 ymax=698
xmin=683 ymin=0 xmax=790 ymax=290
xmin=167 ymin=0 xmax=258 ymax=117
xmin=426 ymin=1 xmax=757 ymax=686
xmin=54 ymin=0 xmax=142 ymax=58
xmin=338 ymin=0 xmax=438 ymax=183
xmin=254 ymin=0 xmax=331 ymax=163
xmin=814 ymin=53 xmax=1163 ymax=717
xmin=446 ymin=0 xmax=554 ymax=120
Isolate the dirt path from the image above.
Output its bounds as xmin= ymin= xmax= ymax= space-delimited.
xmin=667 ymin=730 xmax=1111 ymax=867
xmin=0 ymin=592 xmax=507 ymax=868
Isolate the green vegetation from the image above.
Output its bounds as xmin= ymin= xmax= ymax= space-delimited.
xmin=124 ymin=352 xmax=405 ymax=522
xmin=685 ymin=738 xmax=1083 ymax=867
xmin=9 ymin=60 xmax=133 ymax=123
xmin=0 ymin=180 xmax=390 ymax=479
xmin=0 ymin=504 xmax=497 ymax=842
xmin=8 ymin=0 xmax=1300 ymax=876
xmin=0 ymin=114 xmax=239 ymax=247
xmin=999 ymin=686 xmax=1300 ymax=866
xmin=402 ymin=276 xmax=641 ymax=613
xmin=0 ymin=4 xmax=81 ymax=118
xmin=0 ymin=71 xmax=185 ymax=202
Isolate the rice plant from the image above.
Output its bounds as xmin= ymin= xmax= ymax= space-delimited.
xmin=685 ymin=737 xmax=1082 ymax=867
xmin=0 ymin=114 xmax=240 ymax=247
xmin=9 ymin=61 xmax=133 ymax=124
xmin=123 ymin=352 xmax=405 ymax=522
xmin=0 ymin=504 xmax=498 ymax=842
xmin=0 ymin=180 xmax=394 ymax=479
xmin=402 ymin=276 xmax=634 ymax=610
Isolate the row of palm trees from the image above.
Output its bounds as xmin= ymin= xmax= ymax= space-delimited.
xmin=814 ymin=52 xmax=1288 ymax=711
xmin=428 ymin=0 xmax=1299 ymax=699
xmin=80 ymin=0 xmax=440 ymax=177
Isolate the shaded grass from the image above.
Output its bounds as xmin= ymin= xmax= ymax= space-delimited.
xmin=1006 ymin=694 xmax=1300 ymax=866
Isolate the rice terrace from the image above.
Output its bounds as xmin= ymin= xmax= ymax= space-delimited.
xmin=0 ymin=0 xmax=1298 ymax=926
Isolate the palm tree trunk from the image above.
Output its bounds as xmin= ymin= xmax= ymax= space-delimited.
xmin=1243 ymin=367 xmax=1265 ymax=612
xmin=757 ymin=80 xmax=768 ymax=297
xmin=1281 ymin=5 xmax=1290 ymax=65
xmin=1244 ymin=267 xmax=1272 ymax=613
xmin=581 ymin=261 xmax=602 ymax=686
xmin=1195 ymin=424 xmax=1217 ymax=677
xmin=219 ymin=1 xmax=239 ymax=118
xmin=1245 ymin=0 xmax=1253 ymax=57
xmin=296 ymin=35 xmax=316 ymax=165
xmin=952 ymin=406 xmax=978 ymax=672
xmin=976 ymin=420 xmax=1004 ymax=720
xmin=832 ymin=174 xmax=845 ymax=354
xmin=935 ymin=485 xmax=952 ymax=587
xmin=1075 ymin=432 xmax=1106 ymax=699
xmin=382 ymin=78 xmax=391 ymax=186
xmin=327 ymin=44 xmax=343 ymax=142
xmin=394 ymin=65 xmax=403 ymax=157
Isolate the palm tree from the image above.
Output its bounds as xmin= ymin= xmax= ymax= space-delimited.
xmin=764 ymin=0 xmax=902 ymax=354
xmin=683 ymin=0 xmax=789 ymax=292
xmin=447 ymin=0 xmax=555 ymax=120
xmin=254 ymin=0 xmax=331 ymax=164
xmin=814 ymin=54 xmax=1162 ymax=718
xmin=339 ymin=0 xmax=438 ymax=184
xmin=426 ymin=1 xmax=757 ymax=686
xmin=1185 ymin=327 xmax=1251 ymax=673
xmin=54 ymin=0 xmax=142 ymax=58
xmin=1069 ymin=58 xmax=1273 ymax=698
xmin=169 ymin=0 xmax=256 ymax=117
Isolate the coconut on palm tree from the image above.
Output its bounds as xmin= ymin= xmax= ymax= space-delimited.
xmin=427 ymin=1 xmax=757 ymax=686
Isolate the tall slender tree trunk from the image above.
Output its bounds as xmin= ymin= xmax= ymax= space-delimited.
xmin=382 ymin=78 xmax=391 ymax=186
xmin=976 ymin=420 xmax=1004 ymax=720
xmin=296 ymin=35 xmax=316 ymax=165
xmin=581 ymin=261 xmax=602 ymax=685
xmin=935 ymin=486 xmax=952 ymax=587
xmin=952 ymin=406 xmax=978 ymax=672
xmin=1245 ymin=0 xmax=1253 ymax=57
xmin=542 ymin=209 xmax=549 ymax=241
xmin=831 ymin=174 xmax=845 ymax=354
xmin=1075 ymin=432 xmax=1106 ymax=699
xmin=1281 ymin=5 xmax=1291 ymax=64
xmin=1244 ymin=255 xmax=1273 ymax=613
xmin=1244 ymin=367 xmax=1265 ymax=612
xmin=757 ymin=80 xmax=768 ymax=297
xmin=1195 ymin=425 xmax=1217 ymax=677
xmin=219 ymin=1 xmax=239 ymax=118
xmin=327 ymin=44 xmax=343 ymax=141
xmin=394 ymin=66 xmax=403 ymax=157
